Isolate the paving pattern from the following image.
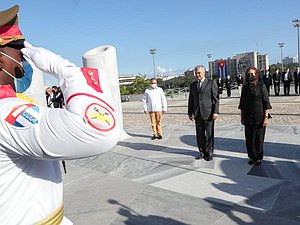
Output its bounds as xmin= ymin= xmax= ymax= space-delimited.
xmin=63 ymin=88 xmax=300 ymax=225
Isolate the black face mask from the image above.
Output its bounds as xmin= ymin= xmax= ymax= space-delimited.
xmin=248 ymin=73 xmax=255 ymax=81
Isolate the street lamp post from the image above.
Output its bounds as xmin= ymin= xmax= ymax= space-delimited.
xmin=207 ymin=53 xmax=212 ymax=80
xmin=278 ymin=42 xmax=285 ymax=72
xmin=293 ymin=19 xmax=300 ymax=67
xmin=150 ymin=49 xmax=157 ymax=78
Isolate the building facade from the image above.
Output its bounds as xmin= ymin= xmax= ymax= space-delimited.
xmin=118 ymin=74 xmax=138 ymax=86
xmin=209 ymin=51 xmax=269 ymax=79
xmin=282 ymin=56 xmax=297 ymax=65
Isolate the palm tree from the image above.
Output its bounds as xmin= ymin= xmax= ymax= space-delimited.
xmin=131 ymin=74 xmax=149 ymax=94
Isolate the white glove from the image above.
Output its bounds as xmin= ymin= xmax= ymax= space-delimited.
xmin=21 ymin=41 xmax=75 ymax=78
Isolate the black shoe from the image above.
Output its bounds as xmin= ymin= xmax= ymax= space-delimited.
xmin=195 ymin=152 xmax=204 ymax=160
xmin=204 ymin=153 xmax=213 ymax=161
xmin=157 ymin=135 xmax=162 ymax=139
xmin=255 ymin=160 xmax=262 ymax=165
xmin=248 ymin=159 xmax=254 ymax=165
xmin=151 ymin=135 xmax=157 ymax=140
xmin=204 ymin=156 xmax=213 ymax=161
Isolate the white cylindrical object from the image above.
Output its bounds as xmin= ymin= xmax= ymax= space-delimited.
xmin=82 ymin=46 xmax=124 ymax=132
xmin=23 ymin=62 xmax=46 ymax=107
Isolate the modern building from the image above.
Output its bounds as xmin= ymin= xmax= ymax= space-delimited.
xmin=257 ymin=54 xmax=269 ymax=71
xmin=209 ymin=51 xmax=269 ymax=79
xmin=282 ymin=56 xmax=297 ymax=65
xmin=118 ymin=74 xmax=138 ymax=86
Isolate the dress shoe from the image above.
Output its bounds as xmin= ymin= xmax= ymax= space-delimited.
xmin=151 ymin=135 xmax=157 ymax=140
xmin=255 ymin=160 xmax=262 ymax=165
xmin=195 ymin=152 xmax=204 ymax=160
xmin=157 ymin=135 xmax=162 ymax=139
xmin=204 ymin=156 xmax=213 ymax=161
xmin=248 ymin=159 xmax=254 ymax=165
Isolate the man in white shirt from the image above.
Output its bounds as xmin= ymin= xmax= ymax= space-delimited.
xmin=143 ymin=78 xmax=167 ymax=140
xmin=282 ymin=68 xmax=292 ymax=96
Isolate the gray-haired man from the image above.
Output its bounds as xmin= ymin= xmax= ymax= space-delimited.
xmin=188 ymin=65 xmax=219 ymax=161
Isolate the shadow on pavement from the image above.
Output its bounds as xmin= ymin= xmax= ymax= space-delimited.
xmin=118 ymin=130 xmax=300 ymax=223
xmin=108 ymin=199 xmax=189 ymax=225
xmin=180 ymin=135 xmax=300 ymax=160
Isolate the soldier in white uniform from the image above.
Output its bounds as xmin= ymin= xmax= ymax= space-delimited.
xmin=0 ymin=5 xmax=120 ymax=225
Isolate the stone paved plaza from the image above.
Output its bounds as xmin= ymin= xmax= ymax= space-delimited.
xmin=63 ymin=88 xmax=300 ymax=225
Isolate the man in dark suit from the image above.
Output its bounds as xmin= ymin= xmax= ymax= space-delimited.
xmin=272 ymin=69 xmax=281 ymax=96
xmin=263 ymin=70 xmax=272 ymax=95
xmin=294 ymin=67 xmax=300 ymax=95
xmin=188 ymin=65 xmax=219 ymax=161
xmin=282 ymin=68 xmax=292 ymax=96
xmin=52 ymin=86 xmax=64 ymax=108
xmin=225 ymin=75 xmax=232 ymax=97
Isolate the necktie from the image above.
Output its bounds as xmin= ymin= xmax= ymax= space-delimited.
xmin=197 ymin=81 xmax=202 ymax=92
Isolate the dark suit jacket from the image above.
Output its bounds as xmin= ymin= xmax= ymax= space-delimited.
xmin=188 ymin=79 xmax=219 ymax=120
xmin=263 ymin=75 xmax=272 ymax=87
xmin=51 ymin=92 xmax=63 ymax=108
xmin=293 ymin=71 xmax=300 ymax=82
xmin=281 ymin=72 xmax=292 ymax=83
xmin=272 ymin=72 xmax=281 ymax=84
xmin=238 ymin=83 xmax=271 ymax=126
xmin=225 ymin=77 xmax=232 ymax=89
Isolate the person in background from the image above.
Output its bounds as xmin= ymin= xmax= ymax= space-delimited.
xmin=272 ymin=68 xmax=281 ymax=96
xmin=52 ymin=85 xmax=64 ymax=108
xmin=45 ymin=87 xmax=54 ymax=108
xmin=216 ymin=77 xmax=224 ymax=98
xmin=236 ymin=73 xmax=243 ymax=97
xmin=143 ymin=78 xmax=167 ymax=140
xmin=239 ymin=66 xmax=271 ymax=165
xmin=293 ymin=67 xmax=300 ymax=95
xmin=188 ymin=65 xmax=219 ymax=161
xmin=282 ymin=68 xmax=292 ymax=96
xmin=225 ymin=74 xmax=232 ymax=97
xmin=262 ymin=70 xmax=272 ymax=95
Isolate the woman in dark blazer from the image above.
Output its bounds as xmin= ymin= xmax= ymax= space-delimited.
xmin=238 ymin=66 xmax=272 ymax=165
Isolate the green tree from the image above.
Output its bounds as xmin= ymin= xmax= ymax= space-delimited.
xmin=131 ymin=74 xmax=149 ymax=94
xmin=119 ymin=85 xmax=129 ymax=95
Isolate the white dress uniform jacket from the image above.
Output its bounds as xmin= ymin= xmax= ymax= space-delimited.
xmin=143 ymin=87 xmax=167 ymax=112
xmin=0 ymin=43 xmax=120 ymax=225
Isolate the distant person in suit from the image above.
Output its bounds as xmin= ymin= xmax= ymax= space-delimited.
xmin=236 ymin=73 xmax=243 ymax=96
xmin=225 ymin=75 xmax=232 ymax=97
xmin=216 ymin=77 xmax=224 ymax=98
xmin=293 ymin=67 xmax=300 ymax=95
xmin=282 ymin=68 xmax=292 ymax=96
xmin=52 ymin=85 xmax=64 ymax=108
xmin=239 ymin=66 xmax=271 ymax=165
xmin=143 ymin=78 xmax=167 ymax=140
xmin=188 ymin=65 xmax=219 ymax=161
xmin=263 ymin=70 xmax=272 ymax=95
xmin=45 ymin=87 xmax=54 ymax=108
xmin=272 ymin=69 xmax=281 ymax=96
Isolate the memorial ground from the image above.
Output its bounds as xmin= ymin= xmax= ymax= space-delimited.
xmin=64 ymin=87 xmax=300 ymax=225
xmin=122 ymin=89 xmax=300 ymax=128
